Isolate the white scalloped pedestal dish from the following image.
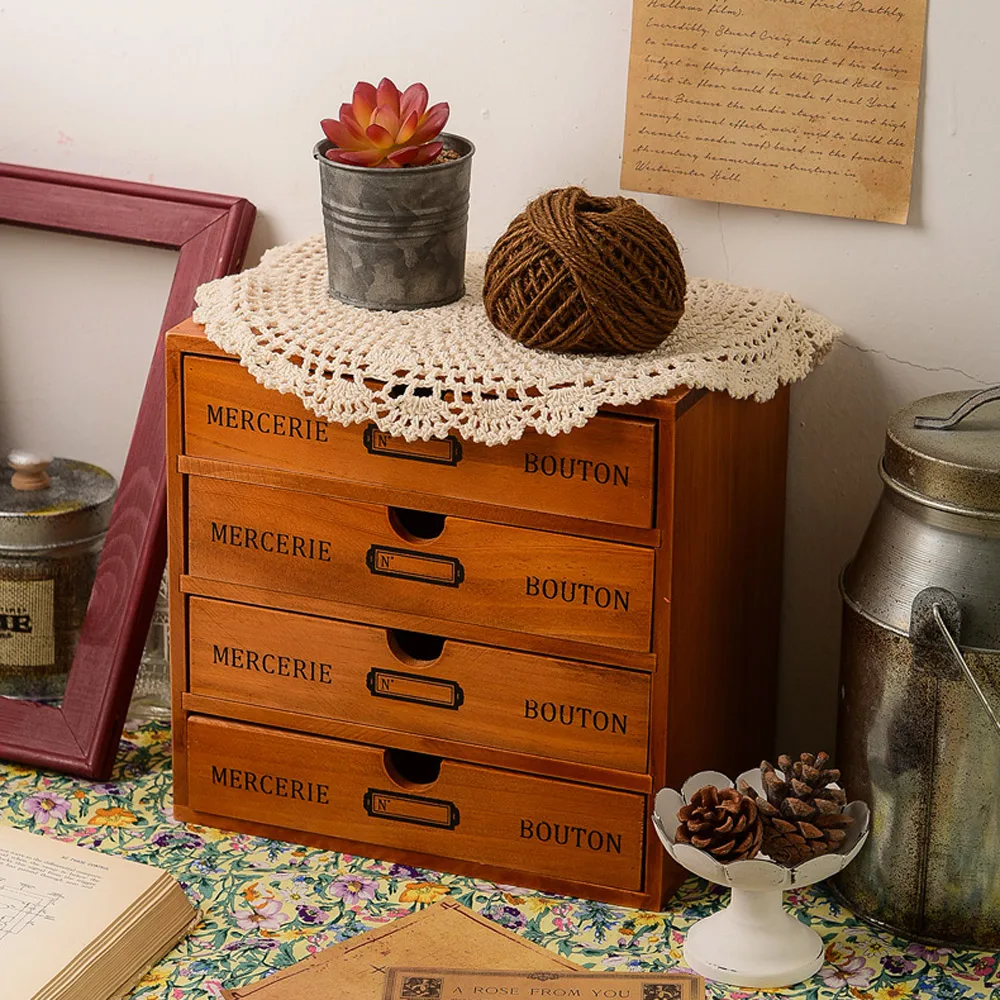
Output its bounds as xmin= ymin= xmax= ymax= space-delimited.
xmin=653 ymin=769 xmax=870 ymax=989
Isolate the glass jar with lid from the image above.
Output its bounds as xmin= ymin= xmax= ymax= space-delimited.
xmin=127 ymin=569 xmax=171 ymax=723
xmin=0 ymin=450 xmax=116 ymax=702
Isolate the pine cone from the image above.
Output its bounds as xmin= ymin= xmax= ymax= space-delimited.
xmin=675 ymin=785 xmax=762 ymax=862
xmin=739 ymin=752 xmax=853 ymax=866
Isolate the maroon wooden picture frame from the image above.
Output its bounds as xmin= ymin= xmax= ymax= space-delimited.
xmin=0 ymin=163 xmax=255 ymax=778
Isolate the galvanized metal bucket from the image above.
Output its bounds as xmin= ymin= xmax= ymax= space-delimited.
xmin=314 ymin=133 xmax=473 ymax=311
xmin=835 ymin=385 xmax=1000 ymax=948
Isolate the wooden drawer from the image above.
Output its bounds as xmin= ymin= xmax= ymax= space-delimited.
xmin=186 ymin=715 xmax=646 ymax=890
xmin=186 ymin=476 xmax=655 ymax=651
xmin=187 ymin=597 xmax=651 ymax=772
xmin=183 ymin=356 xmax=657 ymax=529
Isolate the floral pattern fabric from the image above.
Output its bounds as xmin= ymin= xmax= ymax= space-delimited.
xmin=0 ymin=724 xmax=995 ymax=1000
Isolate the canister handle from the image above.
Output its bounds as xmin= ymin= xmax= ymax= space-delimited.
xmin=910 ymin=587 xmax=1000 ymax=738
xmin=930 ymin=605 xmax=1000 ymax=738
xmin=913 ymin=384 xmax=1000 ymax=430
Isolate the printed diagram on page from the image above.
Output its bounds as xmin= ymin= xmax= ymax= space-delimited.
xmin=0 ymin=878 xmax=61 ymax=938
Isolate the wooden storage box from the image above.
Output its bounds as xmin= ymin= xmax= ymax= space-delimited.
xmin=167 ymin=319 xmax=789 ymax=909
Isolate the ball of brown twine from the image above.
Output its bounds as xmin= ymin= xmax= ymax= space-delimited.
xmin=482 ymin=186 xmax=686 ymax=355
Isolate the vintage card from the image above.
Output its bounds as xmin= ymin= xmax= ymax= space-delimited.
xmin=621 ymin=0 xmax=928 ymax=223
xmin=223 ymin=901 xmax=580 ymax=999
xmin=383 ymin=969 xmax=703 ymax=1000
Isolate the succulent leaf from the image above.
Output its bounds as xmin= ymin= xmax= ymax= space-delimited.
xmin=396 ymin=110 xmax=420 ymax=144
xmin=377 ymin=78 xmax=401 ymax=115
xmin=321 ymin=118 xmax=366 ymax=151
xmin=352 ymin=82 xmax=378 ymax=127
xmin=328 ymin=147 xmax=385 ymax=167
xmin=365 ymin=123 xmax=395 ymax=149
xmin=410 ymin=141 xmax=444 ymax=166
xmin=400 ymin=82 xmax=429 ymax=120
xmin=321 ymin=80 xmax=451 ymax=168
xmin=339 ymin=105 xmax=364 ymax=135
xmin=386 ymin=145 xmax=422 ymax=167
xmin=372 ymin=105 xmax=401 ymax=136
xmin=410 ymin=102 xmax=449 ymax=145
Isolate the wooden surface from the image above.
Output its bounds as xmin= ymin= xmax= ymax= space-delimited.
xmin=186 ymin=476 xmax=656 ymax=651
xmin=0 ymin=163 xmax=254 ymax=779
xmin=178 ymin=576 xmax=658 ymax=672
xmin=184 ymin=355 xmax=658 ymax=529
xmin=663 ymin=385 xmax=789 ymax=786
xmin=188 ymin=597 xmax=652 ymax=772
xmin=181 ymin=692 xmax=652 ymax=793
xmin=178 ymin=454 xmax=659 ymax=547
xmin=645 ymin=384 xmax=790 ymax=902
xmin=187 ymin=715 xmax=647 ymax=891
xmin=167 ymin=320 xmax=788 ymax=910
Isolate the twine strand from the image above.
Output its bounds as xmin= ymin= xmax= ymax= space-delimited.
xmin=483 ymin=187 xmax=687 ymax=355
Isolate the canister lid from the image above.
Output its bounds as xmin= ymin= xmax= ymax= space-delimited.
xmin=0 ymin=452 xmax=117 ymax=551
xmin=884 ymin=388 xmax=1000 ymax=514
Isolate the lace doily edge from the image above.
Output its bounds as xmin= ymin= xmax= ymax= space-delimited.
xmin=192 ymin=294 xmax=840 ymax=445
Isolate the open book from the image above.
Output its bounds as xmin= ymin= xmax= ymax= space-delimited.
xmin=0 ymin=824 xmax=198 ymax=1000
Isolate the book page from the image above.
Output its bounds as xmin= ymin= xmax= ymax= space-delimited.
xmin=621 ymin=0 xmax=928 ymax=223
xmin=0 ymin=825 xmax=160 ymax=998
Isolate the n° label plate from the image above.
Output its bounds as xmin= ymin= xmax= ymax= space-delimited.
xmin=364 ymin=425 xmax=463 ymax=466
xmin=366 ymin=668 xmax=465 ymax=709
xmin=366 ymin=545 xmax=465 ymax=587
xmin=364 ymin=788 xmax=461 ymax=829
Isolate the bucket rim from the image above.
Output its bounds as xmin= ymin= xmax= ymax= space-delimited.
xmin=313 ymin=133 xmax=475 ymax=173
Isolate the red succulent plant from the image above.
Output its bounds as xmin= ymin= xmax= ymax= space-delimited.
xmin=321 ymin=78 xmax=450 ymax=168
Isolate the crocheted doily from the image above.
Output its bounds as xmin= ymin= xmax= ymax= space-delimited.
xmin=193 ymin=236 xmax=840 ymax=445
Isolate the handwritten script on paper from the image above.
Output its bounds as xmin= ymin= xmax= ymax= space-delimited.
xmin=621 ymin=0 xmax=928 ymax=222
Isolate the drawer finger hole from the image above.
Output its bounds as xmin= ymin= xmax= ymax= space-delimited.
xmin=388 ymin=506 xmax=446 ymax=542
xmin=383 ymin=747 xmax=442 ymax=789
xmin=387 ymin=628 xmax=446 ymax=665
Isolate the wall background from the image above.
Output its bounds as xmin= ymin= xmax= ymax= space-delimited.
xmin=1 ymin=0 xmax=996 ymax=750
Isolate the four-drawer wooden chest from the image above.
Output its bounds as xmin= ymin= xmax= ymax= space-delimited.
xmin=166 ymin=318 xmax=789 ymax=909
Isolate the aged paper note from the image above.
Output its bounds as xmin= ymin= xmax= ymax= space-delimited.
xmin=621 ymin=0 xmax=928 ymax=222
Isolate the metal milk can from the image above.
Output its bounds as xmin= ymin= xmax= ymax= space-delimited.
xmin=835 ymin=385 xmax=1000 ymax=948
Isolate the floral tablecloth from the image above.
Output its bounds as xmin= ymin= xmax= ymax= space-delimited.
xmin=0 ymin=724 xmax=995 ymax=999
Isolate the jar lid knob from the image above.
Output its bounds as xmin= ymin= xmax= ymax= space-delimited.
xmin=8 ymin=450 xmax=54 ymax=491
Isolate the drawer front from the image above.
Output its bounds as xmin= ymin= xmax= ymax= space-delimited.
xmin=186 ymin=715 xmax=646 ymax=890
xmin=188 ymin=597 xmax=651 ymax=772
xmin=183 ymin=356 xmax=656 ymax=528
xmin=186 ymin=477 xmax=654 ymax=651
